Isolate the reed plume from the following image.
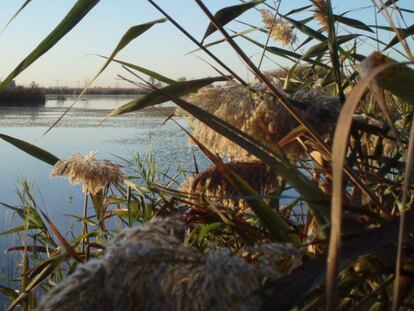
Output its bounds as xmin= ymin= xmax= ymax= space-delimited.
xmin=260 ymin=9 xmax=296 ymax=46
xmin=183 ymin=81 xmax=340 ymax=161
xmin=313 ymin=0 xmax=329 ymax=31
xmin=180 ymin=161 xmax=281 ymax=210
xmin=37 ymin=217 xmax=279 ymax=311
xmin=50 ymin=151 xmax=124 ymax=194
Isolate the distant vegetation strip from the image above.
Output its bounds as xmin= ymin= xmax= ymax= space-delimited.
xmin=0 ymin=83 xmax=45 ymax=107
xmin=43 ymin=87 xmax=147 ymax=96
xmin=0 ymin=83 xmax=147 ymax=107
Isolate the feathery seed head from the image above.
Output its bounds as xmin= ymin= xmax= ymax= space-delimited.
xmin=179 ymin=161 xmax=281 ymax=210
xmin=51 ymin=151 xmax=124 ymax=194
xmin=183 ymin=82 xmax=340 ymax=162
xmin=261 ymin=10 xmax=296 ymax=46
xmin=38 ymin=217 xmax=279 ymax=311
xmin=313 ymin=0 xmax=329 ymax=31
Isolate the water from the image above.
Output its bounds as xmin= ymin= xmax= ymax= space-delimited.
xmin=0 ymin=96 xmax=206 ymax=279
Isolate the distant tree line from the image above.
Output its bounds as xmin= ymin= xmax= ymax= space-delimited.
xmin=43 ymin=86 xmax=147 ymax=96
xmin=0 ymin=81 xmax=156 ymax=107
xmin=0 ymin=80 xmax=45 ymax=107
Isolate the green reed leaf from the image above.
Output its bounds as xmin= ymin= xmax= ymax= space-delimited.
xmin=39 ymin=210 xmax=83 ymax=262
xmin=91 ymin=18 xmax=167 ymax=86
xmin=285 ymin=5 xmax=312 ymax=16
xmin=197 ymin=223 xmax=222 ymax=244
xmin=0 ymin=285 xmax=18 ymax=302
xmin=302 ymin=34 xmax=358 ymax=59
xmin=240 ymin=33 xmax=330 ymax=68
xmin=334 ymin=14 xmax=374 ymax=33
xmin=97 ymin=56 xmax=176 ymax=85
xmin=0 ymin=225 xmax=36 ymax=237
xmin=0 ymin=0 xmax=31 ymax=35
xmin=186 ymin=27 xmax=262 ymax=55
xmin=0 ymin=134 xmax=60 ymax=166
xmin=103 ymin=76 xmax=228 ymax=120
xmin=281 ymin=14 xmax=326 ymax=41
xmin=0 ymin=0 xmax=100 ymax=90
xmin=202 ymin=0 xmax=264 ymax=43
xmin=385 ymin=24 xmax=414 ymax=50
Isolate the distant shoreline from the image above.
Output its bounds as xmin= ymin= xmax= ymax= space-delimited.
xmin=43 ymin=87 xmax=146 ymax=97
xmin=45 ymin=94 xmax=140 ymax=100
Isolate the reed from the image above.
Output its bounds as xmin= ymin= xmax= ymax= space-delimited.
xmin=0 ymin=0 xmax=413 ymax=310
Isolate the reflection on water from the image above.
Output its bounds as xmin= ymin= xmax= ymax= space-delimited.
xmin=0 ymin=97 xmax=206 ymax=281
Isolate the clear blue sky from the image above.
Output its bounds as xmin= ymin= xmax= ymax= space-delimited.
xmin=0 ymin=0 xmax=412 ymax=87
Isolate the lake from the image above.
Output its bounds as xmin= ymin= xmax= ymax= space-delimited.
xmin=0 ymin=96 xmax=207 ymax=279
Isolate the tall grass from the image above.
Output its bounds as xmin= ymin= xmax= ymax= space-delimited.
xmin=0 ymin=0 xmax=413 ymax=310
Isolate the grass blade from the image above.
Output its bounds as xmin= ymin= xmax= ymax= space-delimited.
xmin=43 ymin=17 xmax=166 ymax=135
xmin=301 ymin=34 xmax=358 ymax=59
xmin=281 ymin=14 xmax=326 ymax=41
xmin=90 ymin=18 xmax=167 ymax=86
xmin=202 ymin=0 xmax=264 ymax=43
xmin=239 ymin=33 xmax=330 ymax=68
xmin=38 ymin=210 xmax=83 ymax=262
xmin=385 ymin=24 xmax=414 ymax=50
xmin=285 ymin=5 xmax=312 ymax=16
xmin=0 ymin=0 xmax=31 ymax=35
xmin=98 ymin=56 xmax=176 ymax=85
xmin=186 ymin=27 xmax=262 ymax=55
xmin=0 ymin=134 xmax=60 ymax=166
xmin=0 ymin=285 xmax=18 ymax=302
xmin=334 ymin=14 xmax=374 ymax=33
xmin=102 ymin=76 xmax=228 ymax=121
xmin=0 ymin=0 xmax=100 ymax=90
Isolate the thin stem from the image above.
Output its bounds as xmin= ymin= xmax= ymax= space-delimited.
xmin=127 ymin=186 xmax=132 ymax=227
xmin=325 ymin=0 xmax=345 ymax=104
xmin=391 ymin=118 xmax=414 ymax=311
xmin=82 ymin=193 xmax=89 ymax=259
xmin=373 ymin=0 xmax=413 ymax=59
xmin=258 ymin=0 xmax=281 ymax=69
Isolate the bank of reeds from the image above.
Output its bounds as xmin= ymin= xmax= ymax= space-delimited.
xmin=0 ymin=0 xmax=413 ymax=310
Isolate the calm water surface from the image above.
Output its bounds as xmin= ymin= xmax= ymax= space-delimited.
xmin=0 ymin=96 xmax=206 ymax=276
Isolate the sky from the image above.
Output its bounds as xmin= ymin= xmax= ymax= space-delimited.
xmin=0 ymin=0 xmax=412 ymax=88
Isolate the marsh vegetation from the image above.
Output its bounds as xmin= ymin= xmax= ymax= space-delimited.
xmin=0 ymin=81 xmax=45 ymax=107
xmin=0 ymin=0 xmax=414 ymax=310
